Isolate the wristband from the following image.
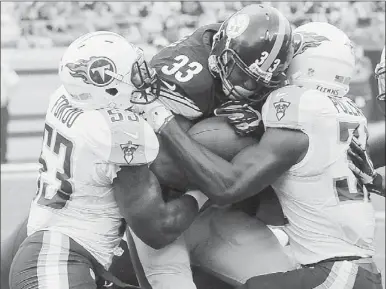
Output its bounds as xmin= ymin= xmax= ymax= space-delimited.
xmin=185 ymin=190 xmax=209 ymax=211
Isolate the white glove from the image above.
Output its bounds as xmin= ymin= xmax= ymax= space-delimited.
xmin=132 ymin=99 xmax=174 ymax=133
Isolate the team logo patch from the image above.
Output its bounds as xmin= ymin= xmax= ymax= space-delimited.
xmin=226 ymin=13 xmax=250 ymax=38
xmin=293 ymin=32 xmax=329 ymax=57
xmin=65 ymin=56 xmax=117 ymax=87
xmin=273 ymin=98 xmax=290 ymax=121
xmin=120 ymin=141 xmax=139 ymax=164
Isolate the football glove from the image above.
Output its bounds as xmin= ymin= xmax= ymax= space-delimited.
xmin=214 ymin=100 xmax=262 ymax=136
xmin=348 ymin=136 xmax=385 ymax=197
xmin=131 ymin=93 xmax=174 ymax=133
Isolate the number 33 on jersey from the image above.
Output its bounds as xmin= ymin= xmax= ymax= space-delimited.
xmin=161 ymin=55 xmax=203 ymax=83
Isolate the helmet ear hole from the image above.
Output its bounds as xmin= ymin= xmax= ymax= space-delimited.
xmin=106 ymin=88 xmax=118 ymax=96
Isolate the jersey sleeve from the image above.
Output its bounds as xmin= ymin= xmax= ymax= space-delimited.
xmin=150 ymin=24 xmax=221 ymax=118
xmin=156 ymin=79 xmax=204 ymax=120
xmin=80 ymin=109 xmax=159 ymax=166
xmin=262 ymin=85 xmax=336 ymax=131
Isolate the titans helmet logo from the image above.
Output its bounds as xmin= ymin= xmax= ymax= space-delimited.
xmin=293 ymin=32 xmax=330 ymax=57
xmin=65 ymin=56 xmax=117 ymax=87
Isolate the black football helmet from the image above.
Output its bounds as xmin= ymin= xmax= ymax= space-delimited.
xmin=209 ymin=4 xmax=294 ymax=103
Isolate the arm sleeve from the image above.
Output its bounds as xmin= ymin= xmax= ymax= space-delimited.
xmin=157 ymin=80 xmax=204 ymax=120
xmin=82 ymin=109 xmax=160 ymax=166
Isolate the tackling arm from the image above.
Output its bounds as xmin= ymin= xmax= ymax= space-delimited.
xmin=160 ymin=121 xmax=308 ymax=205
xmin=216 ymin=128 xmax=308 ymax=205
xmin=113 ymin=164 xmax=200 ymax=249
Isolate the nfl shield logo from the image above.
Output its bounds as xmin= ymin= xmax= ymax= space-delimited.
xmin=273 ymin=98 xmax=291 ymax=121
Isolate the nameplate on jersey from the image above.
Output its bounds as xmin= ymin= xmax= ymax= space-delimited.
xmin=51 ymin=95 xmax=84 ymax=128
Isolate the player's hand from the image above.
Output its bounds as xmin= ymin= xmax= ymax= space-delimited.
xmin=348 ymin=136 xmax=385 ymax=197
xmin=214 ymin=100 xmax=262 ymax=136
xmin=131 ymin=96 xmax=174 ymax=133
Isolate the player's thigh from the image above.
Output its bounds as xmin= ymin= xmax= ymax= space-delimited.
xmin=187 ymin=208 xmax=297 ymax=286
xmin=238 ymin=261 xmax=383 ymax=289
xmin=128 ymin=227 xmax=196 ymax=289
xmin=10 ymin=231 xmax=97 ymax=289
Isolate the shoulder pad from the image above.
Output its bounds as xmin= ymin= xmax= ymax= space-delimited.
xmin=262 ymin=85 xmax=334 ymax=129
xmin=81 ymin=109 xmax=159 ymax=166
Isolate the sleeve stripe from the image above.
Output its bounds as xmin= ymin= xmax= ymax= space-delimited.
xmin=161 ymin=93 xmax=202 ymax=113
xmin=158 ymin=87 xmax=201 ymax=112
xmin=159 ymin=87 xmax=198 ymax=105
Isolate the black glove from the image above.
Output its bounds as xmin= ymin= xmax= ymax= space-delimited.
xmin=348 ymin=136 xmax=385 ymax=197
xmin=214 ymin=100 xmax=262 ymax=136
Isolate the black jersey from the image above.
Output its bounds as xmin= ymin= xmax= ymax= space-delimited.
xmin=150 ymin=24 xmax=224 ymax=119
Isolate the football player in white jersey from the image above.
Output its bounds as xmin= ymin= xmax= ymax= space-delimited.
xmin=140 ymin=22 xmax=384 ymax=288
xmin=9 ymin=32 xmax=209 ymax=289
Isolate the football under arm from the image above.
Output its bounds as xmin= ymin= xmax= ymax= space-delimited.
xmin=160 ymin=117 xmax=240 ymax=200
xmin=161 ymin=119 xmax=308 ymax=205
xmin=113 ymin=164 xmax=200 ymax=249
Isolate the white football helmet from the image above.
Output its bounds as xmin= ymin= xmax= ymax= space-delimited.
xmin=286 ymin=22 xmax=356 ymax=97
xmin=375 ymin=46 xmax=385 ymax=101
xmin=59 ymin=31 xmax=156 ymax=110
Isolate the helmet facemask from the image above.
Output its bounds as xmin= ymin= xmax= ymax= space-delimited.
xmin=129 ymin=47 xmax=159 ymax=104
xmin=213 ymin=48 xmax=285 ymax=103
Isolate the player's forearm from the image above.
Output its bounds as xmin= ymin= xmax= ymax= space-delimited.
xmin=216 ymin=128 xmax=309 ymax=206
xmin=160 ymin=118 xmax=240 ymax=200
xmin=216 ymin=154 xmax=283 ymax=206
xmin=123 ymin=197 xmax=199 ymax=250
xmin=114 ymin=166 xmax=199 ymax=249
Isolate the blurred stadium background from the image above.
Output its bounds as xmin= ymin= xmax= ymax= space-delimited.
xmin=1 ymin=1 xmax=385 ymax=288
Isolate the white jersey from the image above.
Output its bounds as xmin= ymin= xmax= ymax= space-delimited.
xmin=27 ymin=85 xmax=159 ymax=269
xmin=262 ymin=85 xmax=376 ymax=265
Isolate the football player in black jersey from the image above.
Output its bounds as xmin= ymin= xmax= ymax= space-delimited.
xmin=136 ymin=5 xmax=292 ymax=135
xmin=128 ymin=5 xmax=298 ymax=289
xmin=131 ymin=4 xmax=384 ymax=289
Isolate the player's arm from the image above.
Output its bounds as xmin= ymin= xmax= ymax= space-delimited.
xmin=113 ymin=165 xmax=200 ymax=249
xmin=212 ymin=127 xmax=308 ymax=205
xmin=88 ymin=110 xmax=201 ymax=249
xmin=153 ymin=86 xmax=308 ymax=205
xmin=132 ymin=82 xmax=241 ymax=193
xmin=139 ymin=98 xmax=265 ymax=200
xmin=161 ymin=118 xmax=308 ymax=205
